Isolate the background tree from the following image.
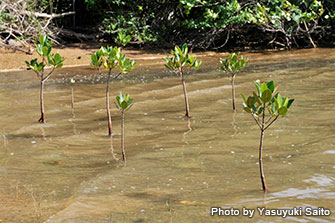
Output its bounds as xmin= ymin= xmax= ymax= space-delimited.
xmin=163 ymin=43 xmax=202 ymax=118
xmin=115 ymin=92 xmax=134 ymax=162
xmin=91 ymin=46 xmax=136 ymax=137
xmin=114 ymin=31 xmax=131 ymax=48
xmin=25 ymin=35 xmax=64 ymax=123
xmin=2 ymin=0 xmax=335 ymax=50
xmin=220 ymin=52 xmax=248 ymax=112
xmin=241 ymin=80 xmax=294 ymax=193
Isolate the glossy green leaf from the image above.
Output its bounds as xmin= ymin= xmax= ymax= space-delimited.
xmin=278 ymin=106 xmax=288 ymax=116
xmin=258 ymin=107 xmax=264 ymax=115
xmin=254 ymin=80 xmax=261 ymax=95
xmin=253 ymin=91 xmax=261 ymax=105
xmin=261 ymin=89 xmax=272 ymax=103
xmin=276 ymin=94 xmax=283 ymax=107
xmin=287 ymin=99 xmax=294 ymax=108
xmin=243 ymin=106 xmax=252 ymax=113
xmin=267 ymin=80 xmax=275 ymax=92
xmin=260 ymin=82 xmax=268 ymax=93
xmin=241 ymin=93 xmax=247 ymax=104
xmin=247 ymin=96 xmax=256 ymax=108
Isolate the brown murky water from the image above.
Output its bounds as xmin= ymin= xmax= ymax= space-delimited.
xmin=0 ymin=48 xmax=335 ymax=222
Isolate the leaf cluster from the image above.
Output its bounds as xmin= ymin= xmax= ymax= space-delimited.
xmin=115 ymin=92 xmax=134 ymax=112
xmin=114 ymin=31 xmax=131 ymax=47
xmin=241 ymin=80 xmax=294 ymax=117
xmin=91 ymin=46 xmax=136 ymax=73
xmin=25 ymin=35 xmax=64 ymax=79
xmin=163 ymin=43 xmax=202 ymax=73
xmin=220 ymin=52 xmax=247 ymax=75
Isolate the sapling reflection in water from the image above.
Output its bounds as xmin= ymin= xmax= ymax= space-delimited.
xmin=220 ymin=52 xmax=248 ymax=112
xmin=241 ymin=80 xmax=294 ymax=193
xmin=91 ymin=46 xmax=136 ymax=137
xmin=115 ymin=92 xmax=134 ymax=161
xmin=25 ymin=35 xmax=64 ymax=123
xmin=163 ymin=43 xmax=202 ymax=118
xmin=70 ymin=78 xmax=75 ymax=109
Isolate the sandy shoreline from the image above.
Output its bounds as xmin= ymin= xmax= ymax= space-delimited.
xmin=0 ymin=45 xmax=174 ymax=72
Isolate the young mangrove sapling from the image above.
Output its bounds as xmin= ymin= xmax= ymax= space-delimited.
xmin=163 ymin=43 xmax=202 ymax=117
xmin=220 ymin=52 xmax=248 ymax=112
xmin=115 ymin=92 xmax=134 ymax=161
xmin=25 ymin=35 xmax=64 ymax=123
xmin=91 ymin=46 xmax=136 ymax=137
xmin=241 ymin=80 xmax=294 ymax=193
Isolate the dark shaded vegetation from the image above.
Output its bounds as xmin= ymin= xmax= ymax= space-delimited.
xmin=1 ymin=0 xmax=335 ymax=51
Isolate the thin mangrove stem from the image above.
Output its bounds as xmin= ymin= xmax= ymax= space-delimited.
xmin=180 ymin=69 xmax=190 ymax=118
xmin=259 ymin=105 xmax=268 ymax=193
xmin=121 ymin=110 xmax=126 ymax=162
xmin=106 ymin=69 xmax=112 ymax=137
xmin=231 ymin=73 xmax=236 ymax=112
xmin=39 ymin=80 xmax=46 ymax=123
xmin=252 ymin=114 xmax=262 ymax=129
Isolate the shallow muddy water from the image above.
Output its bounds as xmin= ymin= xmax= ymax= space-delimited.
xmin=0 ymin=48 xmax=335 ymax=222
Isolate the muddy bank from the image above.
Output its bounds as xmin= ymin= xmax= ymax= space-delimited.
xmin=1 ymin=44 xmax=334 ymax=73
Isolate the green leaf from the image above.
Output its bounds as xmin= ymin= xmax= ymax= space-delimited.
xmin=247 ymin=96 xmax=256 ymax=108
xmin=287 ymin=99 xmax=294 ymax=108
xmin=243 ymin=106 xmax=252 ymax=113
xmin=278 ymin=106 xmax=288 ymax=116
xmin=276 ymin=94 xmax=283 ymax=107
xmin=42 ymin=46 xmax=50 ymax=56
xmin=254 ymin=80 xmax=261 ymax=95
xmin=241 ymin=93 xmax=247 ymax=103
xmin=121 ymin=101 xmax=128 ymax=110
xmin=257 ymin=107 xmax=264 ymax=115
xmin=260 ymin=82 xmax=268 ymax=93
xmin=253 ymin=91 xmax=261 ymax=105
xmin=267 ymin=80 xmax=275 ymax=92
xmin=261 ymin=89 xmax=272 ymax=103
xmin=164 ymin=64 xmax=173 ymax=71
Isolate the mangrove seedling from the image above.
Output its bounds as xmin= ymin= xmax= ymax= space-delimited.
xmin=220 ymin=52 xmax=248 ymax=112
xmin=115 ymin=92 xmax=134 ymax=161
xmin=25 ymin=35 xmax=64 ymax=123
xmin=163 ymin=43 xmax=202 ymax=118
xmin=241 ymin=80 xmax=294 ymax=193
xmin=91 ymin=46 xmax=136 ymax=137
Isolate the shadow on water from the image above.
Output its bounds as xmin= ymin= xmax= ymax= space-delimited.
xmin=0 ymin=48 xmax=335 ymax=222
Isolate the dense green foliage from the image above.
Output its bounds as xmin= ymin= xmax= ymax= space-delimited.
xmin=115 ymin=92 xmax=134 ymax=112
xmin=241 ymin=80 xmax=294 ymax=118
xmin=78 ymin=0 xmax=335 ymax=49
xmin=2 ymin=0 xmax=335 ymax=50
xmin=25 ymin=35 xmax=64 ymax=80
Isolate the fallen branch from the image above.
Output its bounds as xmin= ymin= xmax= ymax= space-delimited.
xmin=23 ymin=11 xmax=75 ymax=19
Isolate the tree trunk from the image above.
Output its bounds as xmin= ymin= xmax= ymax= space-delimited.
xmin=39 ymin=80 xmax=46 ymax=123
xmin=259 ymin=107 xmax=268 ymax=193
xmin=181 ymin=73 xmax=190 ymax=118
xmin=121 ymin=111 xmax=126 ymax=161
xmin=303 ymin=21 xmax=316 ymax=48
xmin=231 ymin=74 xmax=236 ymax=112
xmin=106 ymin=70 xmax=112 ymax=137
